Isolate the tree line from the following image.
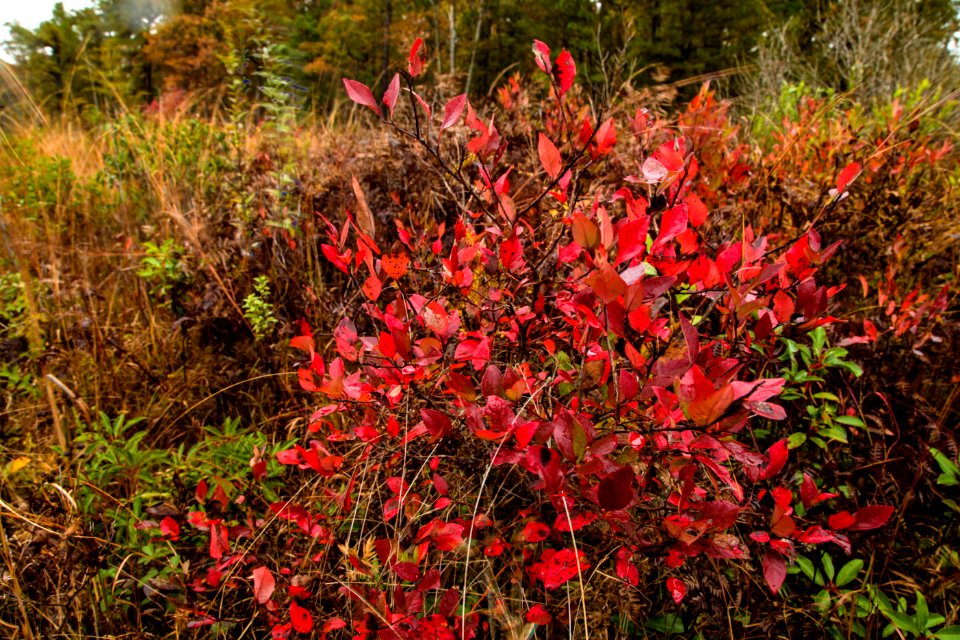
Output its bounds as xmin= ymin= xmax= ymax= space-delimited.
xmin=3 ymin=0 xmax=958 ymax=116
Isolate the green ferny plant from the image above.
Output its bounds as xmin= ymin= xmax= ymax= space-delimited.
xmin=242 ymin=275 xmax=277 ymax=340
xmin=137 ymin=239 xmax=189 ymax=306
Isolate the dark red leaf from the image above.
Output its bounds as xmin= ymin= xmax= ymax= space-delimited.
xmin=421 ymin=408 xmax=452 ymax=441
xmin=762 ymin=548 xmax=787 ymax=594
xmin=849 ymin=505 xmax=895 ymax=531
xmin=392 ymin=562 xmax=420 ymax=581
xmin=597 ymin=467 xmax=635 ymax=511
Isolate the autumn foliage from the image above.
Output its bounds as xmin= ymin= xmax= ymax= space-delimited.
xmin=140 ymin=39 xmax=911 ymax=638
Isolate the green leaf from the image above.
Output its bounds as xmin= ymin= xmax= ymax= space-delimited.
xmin=817 ymin=425 xmax=848 ymax=443
xmin=645 ymin=614 xmax=685 ymax=634
xmin=788 ymin=433 xmax=808 ymax=449
xmin=836 ymin=361 xmax=864 ymax=377
xmin=812 ymin=392 xmax=841 ymax=402
xmin=935 ymin=625 xmax=960 ymax=639
xmin=821 ymin=552 xmax=835 ymax=581
xmin=796 ymin=555 xmax=815 ymax=580
xmin=883 ymin=610 xmax=922 ymax=635
xmin=836 ymin=559 xmax=863 ymax=587
xmin=834 ymin=415 xmax=866 ymax=428
xmin=916 ymin=592 xmax=928 ymax=630
xmin=927 ymin=615 xmax=946 ymax=628
xmin=812 ymin=327 xmax=827 ymax=354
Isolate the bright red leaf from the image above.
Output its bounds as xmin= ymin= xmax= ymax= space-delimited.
xmin=554 ymin=50 xmax=576 ymax=95
xmin=408 ymin=38 xmax=425 ymax=77
xmin=667 ymin=577 xmax=686 ymax=604
xmin=526 ymin=604 xmax=552 ymax=624
xmin=342 ymin=79 xmax=381 ymax=117
xmin=290 ymin=601 xmax=313 ymax=634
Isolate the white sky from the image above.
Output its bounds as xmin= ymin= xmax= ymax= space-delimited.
xmin=1 ymin=1 xmax=97 ymax=62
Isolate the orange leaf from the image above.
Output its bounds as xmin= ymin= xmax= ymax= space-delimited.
xmin=382 ymin=253 xmax=410 ymax=280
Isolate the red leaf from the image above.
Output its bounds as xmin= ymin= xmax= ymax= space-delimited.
xmin=441 ymin=94 xmax=467 ymax=131
xmin=762 ymin=548 xmax=787 ymax=594
xmin=532 ymin=39 xmax=552 ymax=74
xmin=342 ymin=79 xmax=381 ymax=117
xmin=290 ymin=601 xmax=313 ymax=634
xmin=252 ymin=566 xmax=276 ymax=605
xmin=500 ymin=234 xmax=524 ymax=272
xmin=538 ymin=133 xmax=562 ymax=180
xmin=800 ymin=474 xmax=837 ymax=509
xmin=421 ymin=408 xmax=452 ymax=441
xmin=685 ymin=193 xmax=708 ymax=227
xmin=828 ymin=511 xmax=857 ymax=530
xmin=527 ymin=548 xmax=589 ymax=590
xmin=209 ymin=521 xmax=229 ymax=559
xmin=836 ymin=161 xmax=862 ymax=193
xmin=382 ymin=73 xmax=400 ymax=116
xmin=651 ymin=204 xmax=688 ymax=253
xmin=572 ymin=212 xmax=600 ymax=250
xmin=667 ymin=577 xmax=686 ymax=604
xmin=747 ymin=401 xmax=787 ymax=420
xmin=408 ymin=38 xmax=425 ymax=77
xmin=159 ymin=516 xmax=180 ymax=540
xmin=554 ymin=50 xmax=576 ymax=95
xmin=685 ymin=384 xmax=735 ymax=427
xmin=587 ymin=264 xmax=627 ymax=304
xmin=594 ymin=117 xmax=617 ymax=156
xmin=759 ymin=439 xmax=789 ymax=481
xmin=614 ymin=218 xmax=650 ymax=265
xmin=615 ymin=548 xmax=640 ymax=586
xmin=382 ymin=253 xmax=409 ymax=280
xmin=849 ymin=505 xmax=895 ymax=531
xmin=392 ymin=561 xmax=420 ymax=581
xmin=526 ymin=604 xmax=552 ymax=624
xmin=411 ymin=90 xmax=432 ymax=117
xmin=597 ymin=466 xmax=635 ymax=511
xmin=362 ymin=274 xmax=382 ymax=301
xmin=522 ymin=521 xmax=551 ymax=543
